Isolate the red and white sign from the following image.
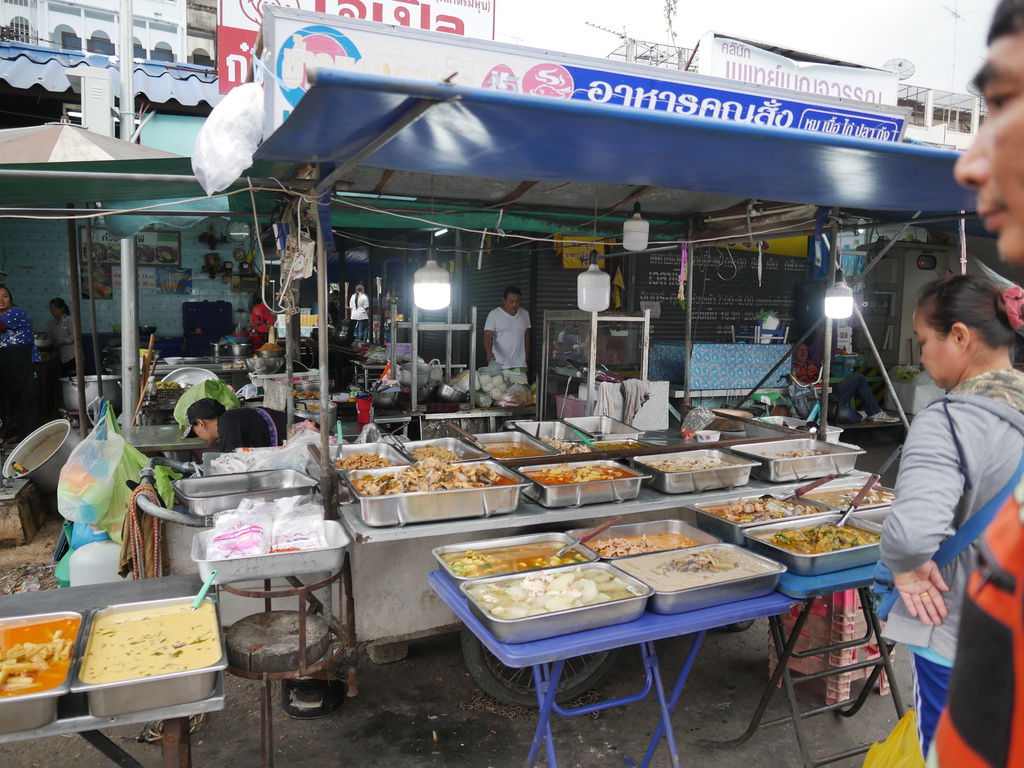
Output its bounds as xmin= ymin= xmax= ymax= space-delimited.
xmin=218 ymin=0 xmax=495 ymax=92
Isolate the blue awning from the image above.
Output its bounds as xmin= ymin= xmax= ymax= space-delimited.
xmin=256 ymin=69 xmax=974 ymax=215
xmin=0 ymin=42 xmax=222 ymax=108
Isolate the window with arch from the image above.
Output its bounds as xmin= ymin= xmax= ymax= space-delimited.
xmin=87 ymin=29 xmax=113 ymax=55
xmin=132 ymin=36 xmax=144 ymax=59
xmin=150 ymin=41 xmax=173 ymax=62
xmin=190 ymin=48 xmax=212 ymax=67
xmin=52 ymin=23 xmax=79 ymax=51
xmin=8 ymin=15 xmax=32 ymax=43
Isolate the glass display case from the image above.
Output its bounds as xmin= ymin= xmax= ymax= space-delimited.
xmin=539 ymin=310 xmax=650 ymax=419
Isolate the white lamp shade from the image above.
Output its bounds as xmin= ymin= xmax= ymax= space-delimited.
xmin=413 ymin=259 xmax=451 ymax=311
xmin=623 ymin=212 xmax=650 ymax=251
xmin=577 ymin=263 xmax=610 ymax=312
xmin=824 ymin=282 xmax=854 ymax=319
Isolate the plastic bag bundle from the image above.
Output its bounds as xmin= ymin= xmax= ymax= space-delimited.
xmin=192 ymin=83 xmax=265 ymax=195
xmin=209 ymin=500 xmax=274 ymax=559
xmin=271 ymin=497 xmax=326 ymax=553
xmin=57 ymin=412 xmax=123 ymax=526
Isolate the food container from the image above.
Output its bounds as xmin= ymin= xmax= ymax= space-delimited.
xmin=432 ymin=532 xmax=601 ymax=583
xmin=631 ymin=450 xmax=760 ymax=495
xmin=614 ymin=544 xmax=786 ymax=614
xmin=801 ymin=481 xmax=896 ymax=512
xmin=690 ymin=493 xmax=835 ymax=544
xmin=742 ymin=514 xmax=883 ymax=576
xmin=590 ymin=439 xmax=654 ymax=453
xmin=256 ymin=348 xmax=286 ymax=359
xmin=71 ymin=597 xmax=227 ymax=717
xmin=172 ymin=469 xmax=318 ymax=518
xmin=191 ymin=520 xmax=350 ymax=584
xmin=520 ymin=460 xmax=649 ymax=508
xmin=332 ymin=442 xmax=410 ymax=470
xmin=400 ymin=437 xmax=490 ymax=463
xmin=511 ymin=420 xmax=586 ymax=442
xmin=473 ymin=431 xmax=560 ymax=460
xmin=344 ymin=461 xmax=528 ymax=527
xmin=565 ymin=519 xmax=719 ymax=560
xmin=562 ymin=416 xmax=642 ymax=441
xmin=728 ymin=439 xmax=865 ymax=482
xmin=0 ymin=611 xmax=82 ymax=735
xmin=459 ymin=563 xmax=652 ymax=643
xmin=695 ymin=430 xmax=720 ymax=443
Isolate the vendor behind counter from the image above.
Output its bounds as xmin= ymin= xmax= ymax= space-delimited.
xmin=183 ymin=398 xmax=289 ymax=452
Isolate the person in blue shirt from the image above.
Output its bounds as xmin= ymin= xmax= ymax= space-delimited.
xmin=0 ymin=285 xmax=39 ymax=440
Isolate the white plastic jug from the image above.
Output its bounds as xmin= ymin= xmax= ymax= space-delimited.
xmin=69 ymin=541 xmax=126 ymax=587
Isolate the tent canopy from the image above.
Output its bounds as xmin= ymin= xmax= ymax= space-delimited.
xmin=256 ymin=69 xmax=975 ymax=217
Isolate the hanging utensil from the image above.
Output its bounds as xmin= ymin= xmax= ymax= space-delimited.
xmin=191 ymin=570 xmax=218 ymax=610
xmin=836 ymin=473 xmax=881 ymax=528
xmin=556 ymin=515 xmax=624 ymax=558
xmin=447 ymin=422 xmax=484 ymax=448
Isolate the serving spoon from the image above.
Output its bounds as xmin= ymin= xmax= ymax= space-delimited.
xmin=556 ymin=515 xmax=624 ymax=558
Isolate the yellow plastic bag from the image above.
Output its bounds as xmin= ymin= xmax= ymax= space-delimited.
xmin=863 ymin=711 xmax=925 ymax=768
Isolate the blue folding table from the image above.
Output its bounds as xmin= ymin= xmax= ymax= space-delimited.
xmin=704 ymin=565 xmax=907 ymax=767
xmin=429 ymin=570 xmax=795 ymax=768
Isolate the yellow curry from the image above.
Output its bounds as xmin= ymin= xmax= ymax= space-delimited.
xmin=442 ymin=542 xmax=588 ymax=578
xmin=757 ymin=524 xmax=880 ymax=555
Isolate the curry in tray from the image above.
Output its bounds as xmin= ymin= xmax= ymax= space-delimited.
xmin=753 ymin=524 xmax=880 ymax=554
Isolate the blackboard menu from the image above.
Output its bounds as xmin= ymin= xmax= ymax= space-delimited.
xmin=632 ymin=247 xmax=809 ymax=342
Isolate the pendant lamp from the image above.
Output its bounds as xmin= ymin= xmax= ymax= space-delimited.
xmin=413 ymin=259 xmax=451 ymax=311
xmin=824 ymin=271 xmax=854 ymax=319
xmin=577 ymin=251 xmax=610 ymax=312
xmin=623 ymin=201 xmax=650 ymax=252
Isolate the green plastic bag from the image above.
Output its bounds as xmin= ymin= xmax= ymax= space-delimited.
xmin=863 ymin=712 xmax=924 ymax=768
xmin=173 ymin=379 xmax=241 ymax=435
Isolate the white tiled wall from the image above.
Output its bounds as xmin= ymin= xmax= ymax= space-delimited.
xmin=0 ymin=218 xmax=251 ymax=336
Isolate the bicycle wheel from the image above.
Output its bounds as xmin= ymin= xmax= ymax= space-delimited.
xmin=460 ymin=628 xmax=621 ymax=708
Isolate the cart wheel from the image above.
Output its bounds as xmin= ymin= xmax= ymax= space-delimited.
xmin=460 ymin=628 xmax=620 ymax=708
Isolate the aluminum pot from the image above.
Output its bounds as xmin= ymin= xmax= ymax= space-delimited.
xmin=230 ymin=342 xmax=251 ymax=357
xmin=60 ymin=376 xmax=121 ymax=414
xmin=436 ymin=383 xmax=469 ymax=403
xmin=398 ymin=360 xmax=431 ymax=387
xmin=211 ymin=342 xmax=231 ymax=361
xmin=2 ymin=420 xmax=81 ymax=492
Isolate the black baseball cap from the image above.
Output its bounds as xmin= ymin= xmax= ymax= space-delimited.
xmin=181 ymin=398 xmax=226 ymax=439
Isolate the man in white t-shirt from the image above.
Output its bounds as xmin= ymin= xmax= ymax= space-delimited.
xmin=348 ymin=285 xmax=370 ymax=341
xmin=483 ymin=286 xmax=531 ymax=369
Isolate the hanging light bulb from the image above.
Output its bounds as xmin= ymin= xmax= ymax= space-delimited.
xmin=577 ymin=250 xmax=610 ymax=312
xmin=824 ymin=271 xmax=854 ymax=319
xmin=413 ymin=259 xmax=451 ymax=310
xmin=622 ymin=201 xmax=650 ymax=251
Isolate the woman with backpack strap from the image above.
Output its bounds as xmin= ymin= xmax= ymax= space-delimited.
xmin=878 ymin=274 xmax=1024 ymax=755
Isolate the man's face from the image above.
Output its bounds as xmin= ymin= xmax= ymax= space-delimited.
xmin=502 ymin=293 xmax=521 ymax=314
xmin=192 ymin=417 xmax=218 ymax=444
xmin=794 ymin=344 xmax=808 ymax=363
xmin=955 ymin=29 xmax=1024 ymax=266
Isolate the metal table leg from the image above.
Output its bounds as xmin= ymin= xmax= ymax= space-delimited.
xmin=638 ymin=632 xmax=704 ymax=768
xmin=161 ymin=716 xmax=192 ymax=768
xmin=528 ymin=659 xmax=565 ymax=768
xmin=79 ymin=730 xmax=144 ymax=767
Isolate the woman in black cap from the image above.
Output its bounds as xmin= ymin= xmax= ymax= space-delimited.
xmin=183 ymin=398 xmax=290 ymax=452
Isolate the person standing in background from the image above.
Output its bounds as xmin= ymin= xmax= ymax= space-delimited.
xmin=0 ymin=286 xmax=38 ymax=441
xmin=484 ymin=286 xmax=531 ymax=369
xmin=249 ymin=292 xmax=275 ymax=347
xmin=348 ymin=285 xmax=370 ymax=342
xmin=46 ymin=298 xmax=75 ymax=377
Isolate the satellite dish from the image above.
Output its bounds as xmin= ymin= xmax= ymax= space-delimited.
xmin=883 ymin=57 xmax=916 ymax=81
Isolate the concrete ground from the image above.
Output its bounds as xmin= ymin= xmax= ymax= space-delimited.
xmin=0 ymin=427 xmax=909 ymax=768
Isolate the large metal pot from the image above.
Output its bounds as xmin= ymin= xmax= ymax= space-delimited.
xmin=230 ymin=342 xmax=251 ymax=357
xmin=2 ymin=420 xmax=82 ymax=492
xmin=398 ymin=360 xmax=431 ymax=387
xmin=211 ymin=342 xmax=231 ymax=361
xmin=60 ymin=376 xmax=122 ymax=414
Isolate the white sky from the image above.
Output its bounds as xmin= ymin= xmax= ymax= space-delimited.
xmin=495 ymin=0 xmax=999 ymax=94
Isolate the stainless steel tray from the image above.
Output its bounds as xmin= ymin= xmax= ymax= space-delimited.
xmin=565 ymin=519 xmax=719 ymax=560
xmin=472 ymin=431 xmax=560 ymax=460
xmin=520 ymin=460 xmax=649 ymax=508
xmin=631 ymin=450 xmax=760 ymax=494
xmin=400 ymin=437 xmax=490 ymax=463
xmin=590 ymin=439 xmax=656 ymax=453
xmin=331 ymin=441 xmax=411 ymax=469
xmin=0 ymin=611 xmax=83 ymax=735
xmin=728 ymin=439 xmax=865 ymax=482
xmin=432 ymin=532 xmax=600 ymax=583
xmin=344 ymin=461 xmax=528 ymax=527
xmin=172 ymin=469 xmax=318 ymax=517
xmin=460 ymin=562 xmax=652 ymax=643
xmin=562 ymin=416 xmax=642 ymax=440
xmin=690 ymin=494 xmax=835 ymax=544
xmin=511 ymin=420 xmax=585 ymax=442
xmin=613 ymin=543 xmax=786 ymax=614
xmin=191 ymin=519 xmax=349 ymax=585
xmin=71 ymin=596 xmax=227 ymax=717
xmin=743 ymin=514 xmax=883 ymax=576
xmin=801 ymin=481 xmax=896 ymax=512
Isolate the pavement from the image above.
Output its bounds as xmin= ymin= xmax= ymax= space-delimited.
xmin=0 ymin=427 xmax=910 ymax=768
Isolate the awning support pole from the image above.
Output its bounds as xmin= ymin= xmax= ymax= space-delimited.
xmin=84 ymin=220 xmax=102 ymax=393
xmin=683 ymin=224 xmax=695 ymax=405
xmin=817 ymin=214 xmax=839 ymax=437
xmin=120 ymin=236 xmax=138 ymax=420
xmin=65 ymin=207 xmax=88 ymax=436
xmin=314 ymin=182 xmax=334 ymax=511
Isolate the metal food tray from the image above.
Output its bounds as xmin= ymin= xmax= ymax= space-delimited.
xmin=801 ymin=481 xmax=897 ymax=512
xmin=472 ymin=431 xmax=561 ymax=460
xmin=520 ymin=460 xmax=649 ymax=508
xmin=690 ymin=494 xmax=835 ymax=544
xmin=743 ymin=514 xmax=883 ymax=576
xmin=191 ymin=520 xmax=349 ymax=585
xmin=511 ymin=420 xmax=585 ymax=442
xmin=344 ymin=461 xmax=528 ymax=527
xmin=631 ymin=450 xmax=760 ymax=494
xmin=728 ymin=438 xmax=865 ymax=482
xmin=400 ymin=437 xmax=490 ymax=463
xmin=432 ymin=532 xmax=600 ymax=583
xmin=172 ymin=469 xmax=318 ymax=518
xmin=613 ymin=544 xmax=786 ymax=614
xmin=562 ymin=416 xmax=642 ymax=440
xmin=459 ymin=562 xmax=652 ymax=643
xmin=0 ymin=611 xmax=83 ymax=735
xmin=71 ymin=597 xmax=227 ymax=717
xmin=331 ymin=442 xmax=411 ymax=470
xmin=590 ymin=439 xmax=655 ymax=452
xmin=565 ymin=519 xmax=719 ymax=560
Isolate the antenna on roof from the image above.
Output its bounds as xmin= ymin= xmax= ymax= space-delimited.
xmin=883 ymin=58 xmax=916 ymax=81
